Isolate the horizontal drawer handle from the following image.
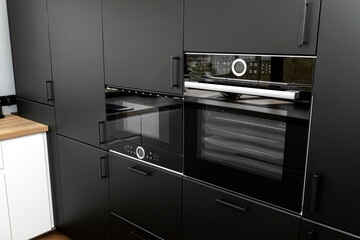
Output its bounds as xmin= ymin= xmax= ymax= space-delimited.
xmin=130 ymin=230 xmax=151 ymax=240
xmin=215 ymin=199 xmax=247 ymax=212
xmin=128 ymin=166 xmax=150 ymax=176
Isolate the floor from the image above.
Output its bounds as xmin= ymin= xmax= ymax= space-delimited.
xmin=33 ymin=230 xmax=71 ymax=240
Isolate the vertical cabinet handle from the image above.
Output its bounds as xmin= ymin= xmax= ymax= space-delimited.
xmin=298 ymin=0 xmax=309 ymax=47
xmin=46 ymin=81 xmax=54 ymax=101
xmin=215 ymin=199 xmax=247 ymax=212
xmin=98 ymin=121 xmax=106 ymax=145
xmin=310 ymin=174 xmax=321 ymax=215
xmin=99 ymin=156 xmax=108 ymax=180
xmin=170 ymin=56 xmax=179 ymax=89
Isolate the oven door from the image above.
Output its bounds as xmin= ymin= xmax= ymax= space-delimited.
xmin=106 ymin=90 xmax=183 ymax=157
xmin=184 ymin=95 xmax=309 ymax=213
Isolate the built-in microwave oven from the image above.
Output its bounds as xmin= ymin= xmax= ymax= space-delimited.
xmin=105 ymin=87 xmax=183 ymax=173
xmin=184 ymin=53 xmax=315 ymax=213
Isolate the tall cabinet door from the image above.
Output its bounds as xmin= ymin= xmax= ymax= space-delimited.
xmin=303 ymin=0 xmax=360 ymax=236
xmin=47 ymin=0 xmax=106 ymax=148
xmin=184 ymin=0 xmax=321 ymax=55
xmin=103 ymin=0 xmax=183 ymax=95
xmin=7 ymin=0 xmax=54 ymax=105
xmin=57 ymin=136 xmax=110 ymax=240
xmin=17 ymin=98 xmax=63 ymax=227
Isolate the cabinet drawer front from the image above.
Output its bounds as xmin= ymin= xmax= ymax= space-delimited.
xmin=111 ymin=213 xmax=162 ymax=240
xmin=109 ymin=153 xmax=181 ymax=240
xmin=301 ymin=220 xmax=360 ymax=240
xmin=183 ymin=178 xmax=300 ymax=240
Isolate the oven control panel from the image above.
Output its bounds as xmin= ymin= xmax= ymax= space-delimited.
xmin=124 ymin=144 xmax=160 ymax=162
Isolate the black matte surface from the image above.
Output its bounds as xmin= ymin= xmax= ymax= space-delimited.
xmin=303 ymin=0 xmax=360 ymax=236
xmin=184 ymin=0 xmax=321 ymax=55
xmin=47 ymin=0 xmax=106 ymax=148
xmin=16 ymin=98 xmax=63 ymax=227
xmin=182 ymin=178 xmax=301 ymax=240
xmin=7 ymin=0 xmax=53 ymax=105
xmin=57 ymin=136 xmax=110 ymax=240
xmin=300 ymin=220 xmax=359 ymax=240
xmin=109 ymin=153 xmax=181 ymax=240
xmin=102 ymin=0 xmax=183 ymax=95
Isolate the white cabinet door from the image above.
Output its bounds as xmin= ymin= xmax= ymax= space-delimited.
xmin=2 ymin=133 xmax=53 ymax=240
xmin=0 ymin=171 xmax=12 ymax=240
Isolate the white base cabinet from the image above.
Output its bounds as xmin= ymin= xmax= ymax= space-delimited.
xmin=0 ymin=133 xmax=54 ymax=240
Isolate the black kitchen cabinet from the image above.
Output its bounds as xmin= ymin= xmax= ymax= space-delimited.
xmin=303 ymin=0 xmax=360 ymax=236
xmin=16 ymin=98 xmax=63 ymax=227
xmin=184 ymin=0 xmax=321 ymax=55
xmin=300 ymin=220 xmax=359 ymax=240
xmin=47 ymin=0 xmax=106 ymax=148
xmin=109 ymin=153 xmax=181 ymax=240
xmin=111 ymin=214 xmax=162 ymax=240
xmin=183 ymin=178 xmax=300 ymax=240
xmin=7 ymin=0 xmax=54 ymax=105
xmin=57 ymin=136 xmax=110 ymax=240
xmin=102 ymin=0 xmax=183 ymax=95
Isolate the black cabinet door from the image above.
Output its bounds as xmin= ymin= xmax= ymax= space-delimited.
xmin=183 ymin=178 xmax=300 ymax=240
xmin=47 ymin=0 xmax=106 ymax=148
xmin=109 ymin=153 xmax=181 ymax=240
xmin=111 ymin=214 xmax=162 ymax=240
xmin=7 ymin=0 xmax=53 ymax=105
xmin=184 ymin=0 xmax=321 ymax=55
xmin=16 ymin=98 xmax=62 ymax=227
xmin=303 ymin=0 xmax=360 ymax=236
xmin=57 ymin=136 xmax=110 ymax=240
xmin=102 ymin=0 xmax=183 ymax=95
xmin=300 ymin=220 xmax=359 ymax=240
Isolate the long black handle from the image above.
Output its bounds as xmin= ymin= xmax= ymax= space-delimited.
xmin=310 ymin=174 xmax=320 ymax=215
xmin=99 ymin=156 xmax=108 ymax=180
xmin=98 ymin=121 xmax=106 ymax=145
xmin=298 ymin=0 xmax=309 ymax=47
xmin=130 ymin=230 xmax=150 ymax=240
xmin=46 ymin=81 xmax=54 ymax=101
xmin=128 ymin=166 xmax=150 ymax=176
xmin=170 ymin=56 xmax=179 ymax=89
xmin=215 ymin=199 xmax=247 ymax=212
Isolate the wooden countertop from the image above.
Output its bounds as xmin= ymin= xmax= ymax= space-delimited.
xmin=0 ymin=114 xmax=48 ymax=141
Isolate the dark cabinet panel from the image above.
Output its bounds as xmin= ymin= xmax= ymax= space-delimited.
xmin=183 ymin=178 xmax=300 ymax=240
xmin=184 ymin=0 xmax=321 ymax=55
xmin=7 ymin=0 xmax=53 ymax=105
xmin=109 ymin=153 xmax=181 ymax=240
xmin=303 ymin=0 xmax=360 ymax=236
xmin=47 ymin=0 xmax=106 ymax=148
xmin=300 ymin=220 xmax=359 ymax=240
xmin=16 ymin=98 xmax=62 ymax=226
xmin=57 ymin=136 xmax=110 ymax=240
xmin=102 ymin=0 xmax=183 ymax=95
xmin=111 ymin=214 xmax=162 ymax=240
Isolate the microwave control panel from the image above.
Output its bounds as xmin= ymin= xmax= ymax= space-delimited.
xmin=123 ymin=144 xmax=160 ymax=162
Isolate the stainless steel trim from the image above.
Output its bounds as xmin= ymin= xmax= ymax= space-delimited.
xmin=184 ymin=81 xmax=300 ymax=100
xmin=109 ymin=150 xmax=183 ymax=176
xmin=185 ymin=52 xmax=317 ymax=59
xmin=301 ymin=95 xmax=314 ymax=215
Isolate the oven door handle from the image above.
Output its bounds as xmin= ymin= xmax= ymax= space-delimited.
xmin=185 ymin=81 xmax=300 ymax=100
xmin=215 ymin=199 xmax=247 ymax=213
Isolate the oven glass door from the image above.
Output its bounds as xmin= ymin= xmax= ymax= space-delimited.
xmin=106 ymin=90 xmax=183 ymax=156
xmin=184 ymin=95 xmax=309 ymax=213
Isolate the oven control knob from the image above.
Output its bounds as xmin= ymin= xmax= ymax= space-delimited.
xmin=136 ymin=146 xmax=145 ymax=160
xmin=231 ymin=59 xmax=247 ymax=77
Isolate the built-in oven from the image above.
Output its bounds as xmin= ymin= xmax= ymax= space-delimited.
xmin=105 ymin=87 xmax=183 ymax=173
xmin=184 ymin=53 xmax=315 ymax=213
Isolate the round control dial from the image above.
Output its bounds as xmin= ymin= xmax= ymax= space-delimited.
xmin=231 ymin=59 xmax=247 ymax=77
xmin=136 ymin=146 xmax=145 ymax=160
